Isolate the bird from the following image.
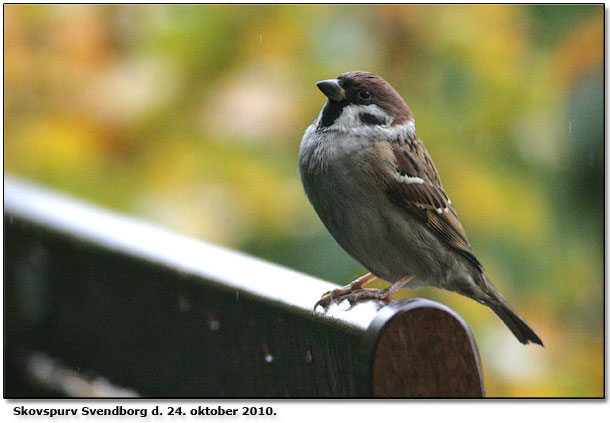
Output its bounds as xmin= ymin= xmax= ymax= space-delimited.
xmin=298 ymin=71 xmax=543 ymax=346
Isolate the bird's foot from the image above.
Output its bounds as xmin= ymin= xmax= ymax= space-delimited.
xmin=314 ymin=273 xmax=378 ymax=310
xmin=349 ymin=288 xmax=396 ymax=308
xmin=314 ymin=287 xmax=388 ymax=310
xmin=316 ymin=287 xmax=397 ymax=311
xmin=314 ymin=274 xmax=413 ymax=312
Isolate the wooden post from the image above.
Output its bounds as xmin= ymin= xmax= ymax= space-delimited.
xmin=4 ymin=176 xmax=484 ymax=398
xmin=367 ymin=300 xmax=484 ymax=397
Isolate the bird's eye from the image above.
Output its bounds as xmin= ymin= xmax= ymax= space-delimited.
xmin=358 ymin=89 xmax=371 ymax=100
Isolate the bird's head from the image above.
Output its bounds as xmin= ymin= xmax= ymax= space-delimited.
xmin=315 ymin=71 xmax=413 ymax=131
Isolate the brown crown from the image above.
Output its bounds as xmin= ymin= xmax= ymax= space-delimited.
xmin=337 ymin=71 xmax=413 ymax=124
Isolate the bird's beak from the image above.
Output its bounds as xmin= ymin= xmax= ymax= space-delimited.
xmin=316 ymin=79 xmax=346 ymax=102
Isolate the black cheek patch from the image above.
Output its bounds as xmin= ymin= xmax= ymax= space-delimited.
xmin=359 ymin=113 xmax=387 ymax=126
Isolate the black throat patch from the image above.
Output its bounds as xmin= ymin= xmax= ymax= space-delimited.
xmin=318 ymin=100 xmax=347 ymax=129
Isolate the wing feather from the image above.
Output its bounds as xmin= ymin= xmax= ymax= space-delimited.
xmin=387 ymin=139 xmax=482 ymax=270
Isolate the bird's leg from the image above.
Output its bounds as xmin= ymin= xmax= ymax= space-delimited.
xmin=315 ymin=275 xmax=414 ymax=310
xmin=314 ymin=273 xmax=378 ymax=310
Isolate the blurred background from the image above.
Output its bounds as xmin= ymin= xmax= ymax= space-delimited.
xmin=4 ymin=4 xmax=603 ymax=397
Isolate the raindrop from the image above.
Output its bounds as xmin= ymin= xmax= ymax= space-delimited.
xmin=568 ymin=121 xmax=572 ymax=134
xmin=9 ymin=215 xmax=13 ymax=224
xmin=262 ymin=342 xmax=273 ymax=363
xmin=235 ymin=291 xmax=240 ymax=301
xmin=589 ymin=152 xmax=596 ymax=167
xmin=178 ymin=293 xmax=190 ymax=312
xmin=208 ymin=312 xmax=220 ymax=331
xmin=305 ymin=350 xmax=313 ymax=363
xmin=259 ymin=33 xmax=262 ymax=44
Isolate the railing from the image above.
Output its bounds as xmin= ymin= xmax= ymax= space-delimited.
xmin=4 ymin=176 xmax=484 ymax=398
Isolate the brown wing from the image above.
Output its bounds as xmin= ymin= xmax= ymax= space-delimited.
xmin=387 ymin=139 xmax=483 ymax=270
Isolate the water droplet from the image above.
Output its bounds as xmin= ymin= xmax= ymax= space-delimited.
xmin=208 ymin=312 xmax=220 ymax=331
xmin=259 ymin=33 xmax=262 ymax=44
xmin=235 ymin=291 xmax=240 ymax=300
xmin=178 ymin=293 xmax=190 ymax=312
xmin=262 ymin=342 xmax=273 ymax=363
xmin=305 ymin=350 xmax=313 ymax=363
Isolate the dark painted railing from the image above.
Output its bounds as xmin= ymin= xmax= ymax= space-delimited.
xmin=4 ymin=176 xmax=484 ymax=398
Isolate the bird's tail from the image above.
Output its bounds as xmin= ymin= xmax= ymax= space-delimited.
xmin=482 ymin=275 xmax=544 ymax=346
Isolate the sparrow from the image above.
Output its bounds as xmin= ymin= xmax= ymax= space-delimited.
xmin=298 ymin=71 xmax=543 ymax=346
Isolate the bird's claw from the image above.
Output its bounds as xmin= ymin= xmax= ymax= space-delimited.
xmin=314 ymin=287 xmax=392 ymax=311
xmin=313 ymin=290 xmax=336 ymax=310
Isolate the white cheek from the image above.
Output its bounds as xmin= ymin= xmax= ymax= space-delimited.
xmin=320 ymin=104 xmax=417 ymax=142
xmin=329 ymin=104 xmax=392 ymax=132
